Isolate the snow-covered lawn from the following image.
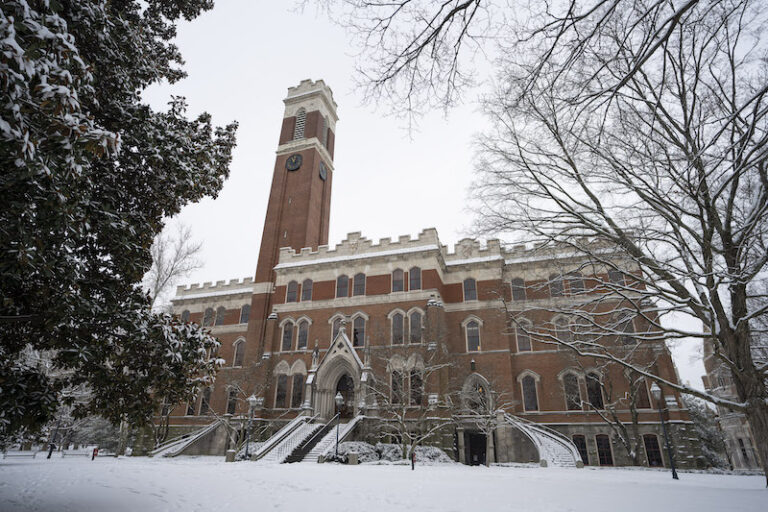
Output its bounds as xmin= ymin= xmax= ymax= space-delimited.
xmin=0 ymin=457 xmax=764 ymax=512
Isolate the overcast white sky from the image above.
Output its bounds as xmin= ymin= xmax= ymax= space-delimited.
xmin=143 ymin=1 xmax=705 ymax=390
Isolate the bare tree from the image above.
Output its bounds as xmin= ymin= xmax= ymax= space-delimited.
xmin=143 ymin=222 xmax=203 ymax=310
xmin=319 ymin=0 xmax=768 ymax=482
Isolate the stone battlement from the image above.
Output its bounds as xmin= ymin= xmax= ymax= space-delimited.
xmin=174 ymin=277 xmax=254 ymax=297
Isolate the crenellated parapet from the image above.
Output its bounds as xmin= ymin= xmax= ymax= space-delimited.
xmin=172 ymin=277 xmax=255 ymax=302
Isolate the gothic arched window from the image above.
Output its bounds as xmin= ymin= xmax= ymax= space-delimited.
xmin=202 ymin=307 xmax=214 ymax=327
xmin=297 ymin=320 xmax=309 ymax=350
xmin=409 ymin=311 xmax=422 ymax=343
xmin=466 ymin=320 xmax=480 ymax=352
xmin=336 ymin=275 xmax=349 ymax=298
xmin=291 ymin=374 xmax=305 ymax=409
xmin=516 ymin=322 xmax=532 ymax=352
xmin=301 ymin=279 xmax=313 ymax=301
xmin=215 ymin=306 xmax=226 ymax=326
xmin=181 ymin=310 xmax=191 ymax=323
xmin=409 ymin=266 xmax=421 ymax=290
xmin=392 ymin=312 xmax=404 ymax=344
xmin=332 ymin=316 xmax=343 ymax=340
xmin=568 ymin=272 xmax=585 ymax=294
xmin=410 ymin=370 xmax=423 ymax=406
xmin=353 ymin=273 xmax=366 ymax=296
xmin=321 ymin=116 xmax=328 ymax=147
xmin=239 ymin=304 xmax=250 ymax=324
xmin=563 ymin=373 xmax=581 ymax=410
xmin=353 ymin=316 xmax=365 ymax=347
xmin=233 ymin=340 xmax=245 ymax=367
xmin=549 ymin=273 xmax=564 ymax=297
xmin=275 ymin=374 xmax=289 ymax=408
xmin=463 ymin=278 xmax=477 ymax=301
xmin=281 ymin=322 xmax=294 ymax=352
xmin=586 ymin=373 xmax=604 ymax=409
xmin=392 ymin=269 xmax=404 ymax=292
xmin=286 ymin=281 xmax=298 ymax=303
xmin=511 ymin=278 xmax=526 ymax=301
xmin=522 ymin=375 xmax=538 ymax=411
xmin=293 ymin=108 xmax=306 ymax=140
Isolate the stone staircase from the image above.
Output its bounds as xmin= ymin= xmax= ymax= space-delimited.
xmin=149 ymin=421 xmax=219 ymax=458
xmin=503 ymin=413 xmax=582 ymax=467
xmin=258 ymin=422 xmax=324 ymax=464
xmin=300 ymin=415 xmax=362 ymax=463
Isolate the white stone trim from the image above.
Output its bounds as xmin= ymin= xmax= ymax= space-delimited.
xmin=276 ymin=138 xmax=335 ymax=169
xmin=171 ymin=287 xmax=253 ymax=301
xmin=274 ymin=244 xmax=440 ymax=270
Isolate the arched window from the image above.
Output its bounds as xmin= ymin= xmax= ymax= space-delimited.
xmin=555 ymin=317 xmax=572 ymax=344
xmin=336 ymin=275 xmax=349 ymax=298
xmin=463 ymin=278 xmax=477 ymax=301
xmin=199 ymin=387 xmax=212 ymax=415
xmin=586 ymin=373 xmax=604 ymax=409
xmin=617 ymin=313 xmax=636 ymax=345
xmin=522 ymin=375 xmax=538 ymax=411
xmin=511 ymin=278 xmax=526 ymax=301
xmin=233 ymin=340 xmax=245 ymax=367
xmin=408 ymin=267 xmax=421 ymax=291
xmin=595 ymin=434 xmax=613 ymax=465
xmin=332 ymin=316 xmax=343 ymax=340
xmin=353 ymin=316 xmax=365 ymax=347
xmin=464 ymin=377 xmax=491 ymax=412
xmin=321 ymin=116 xmax=328 ymax=147
xmin=409 ymin=311 xmax=422 ymax=343
xmin=568 ymin=272 xmax=585 ymax=294
xmin=275 ymin=374 xmax=289 ymax=408
xmin=549 ymin=273 xmax=564 ymax=297
xmin=608 ymin=269 xmax=624 ymax=286
xmin=215 ymin=306 xmax=226 ymax=326
xmin=392 ymin=269 xmax=404 ymax=292
xmin=286 ymin=281 xmax=298 ymax=303
xmin=297 ymin=320 xmax=309 ymax=350
xmin=291 ymin=374 xmax=305 ymax=408
xmin=293 ymin=107 xmax=306 ymax=140
xmin=181 ymin=310 xmax=191 ymax=322
xmin=353 ymin=273 xmax=366 ymax=296
xmin=226 ymin=389 xmax=237 ymax=415
xmin=301 ymin=279 xmax=313 ymax=301
xmin=636 ymin=379 xmax=651 ymax=409
xmin=202 ymin=307 xmax=214 ymax=327
xmin=410 ymin=370 xmax=423 ymax=406
xmin=281 ymin=322 xmax=294 ymax=352
xmin=516 ymin=322 xmax=532 ymax=352
xmin=239 ymin=304 xmax=250 ymax=324
xmin=391 ymin=370 xmax=404 ymax=404
xmin=643 ymin=434 xmax=663 ymax=467
xmin=573 ymin=435 xmax=589 ymax=465
xmin=466 ymin=320 xmax=480 ymax=352
xmin=392 ymin=313 xmax=404 ymax=344
xmin=563 ymin=373 xmax=581 ymax=410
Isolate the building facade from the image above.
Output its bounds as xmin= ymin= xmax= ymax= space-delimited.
xmin=165 ymin=79 xmax=701 ymax=468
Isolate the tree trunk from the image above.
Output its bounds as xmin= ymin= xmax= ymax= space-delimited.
xmin=743 ymin=399 xmax=768 ymax=487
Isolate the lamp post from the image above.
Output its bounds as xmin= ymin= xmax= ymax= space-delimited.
xmin=245 ymin=394 xmax=259 ymax=460
xmin=334 ymin=392 xmax=344 ymax=458
xmin=650 ymin=383 xmax=679 ymax=480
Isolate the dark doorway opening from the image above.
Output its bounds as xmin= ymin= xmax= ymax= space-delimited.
xmin=465 ymin=432 xmax=487 ymax=466
xmin=335 ymin=374 xmax=354 ymax=419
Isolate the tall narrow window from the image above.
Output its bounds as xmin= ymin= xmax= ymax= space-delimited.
xmin=568 ymin=272 xmax=585 ymax=294
xmin=286 ymin=281 xmax=298 ymax=303
xmin=573 ymin=435 xmax=589 ymax=465
xmin=511 ymin=278 xmax=526 ymax=301
xmin=301 ymin=279 xmax=313 ymax=301
xmin=203 ymin=307 xmax=214 ymax=327
xmin=199 ymin=387 xmax=212 ymax=415
xmin=275 ymin=374 xmax=288 ymax=408
xmin=409 ymin=267 xmax=421 ymax=290
xmin=233 ymin=340 xmax=245 ymax=367
xmin=239 ymin=304 xmax=250 ymax=324
xmin=332 ymin=317 xmax=342 ymax=340
xmin=392 ymin=313 xmax=404 ymax=344
xmin=563 ymin=373 xmax=581 ymax=410
xmin=555 ymin=317 xmax=572 ymax=344
xmin=463 ymin=278 xmax=477 ymax=301
xmin=214 ymin=306 xmax=225 ymax=326
xmin=549 ymin=273 xmax=564 ymax=297
xmin=410 ymin=371 xmax=423 ymax=406
xmin=586 ymin=373 xmax=604 ymax=409
xmin=466 ymin=320 xmax=480 ymax=352
xmin=516 ymin=323 xmax=532 ymax=352
xmin=391 ymin=371 xmax=403 ymax=404
xmin=336 ymin=275 xmax=349 ymax=298
xmin=636 ymin=379 xmax=651 ymax=409
xmin=281 ymin=322 xmax=294 ymax=352
xmin=297 ymin=320 xmax=309 ymax=350
xmin=291 ymin=374 xmax=305 ymax=408
xmin=738 ymin=439 xmax=751 ymax=463
xmin=522 ymin=375 xmax=538 ymax=411
xmin=293 ymin=108 xmax=306 ymax=140
xmin=608 ymin=269 xmax=624 ymax=286
xmin=226 ymin=389 xmax=237 ymax=415
xmin=409 ymin=311 xmax=422 ymax=343
xmin=321 ymin=116 xmax=328 ymax=146
xmin=392 ymin=269 xmax=404 ymax=292
xmin=643 ymin=434 xmax=663 ymax=467
xmin=595 ymin=435 xmax=613 ymax=465
xmin=353 ymin=273 xmax=366 ymax=296
xmin=353 ymin=316 xmax=365 ymax=347
xmin=618 ymin=313 xmax=636 ymax=345
xmin=181 ymin=310 xmax=191 ymax=322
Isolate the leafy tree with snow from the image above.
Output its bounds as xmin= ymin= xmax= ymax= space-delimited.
xmin=0 ymin=0 xmax=237 ymax=443
xmin=682 ymin=395 xmax=730 ymax=469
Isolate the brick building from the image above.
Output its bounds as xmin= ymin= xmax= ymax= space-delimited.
xmin=164 ymin=79 xmax=701 ymax=468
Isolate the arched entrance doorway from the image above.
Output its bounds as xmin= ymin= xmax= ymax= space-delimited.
xmin=335 ymin=374 xmax=355 ymax=419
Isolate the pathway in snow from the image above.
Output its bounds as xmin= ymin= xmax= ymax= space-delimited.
xmin=0 ymin=457 xmax=764 ymax=512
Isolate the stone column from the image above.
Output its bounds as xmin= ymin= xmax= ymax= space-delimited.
xmin=457 ymin=427 xmax=466 ymax=464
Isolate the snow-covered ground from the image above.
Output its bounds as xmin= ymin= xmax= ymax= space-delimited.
xmin=0 ymin=457 xmax=764 ymax=512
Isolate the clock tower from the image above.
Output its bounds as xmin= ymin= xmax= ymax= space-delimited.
xmin=248 ymin=80 xmax=338 ymax=350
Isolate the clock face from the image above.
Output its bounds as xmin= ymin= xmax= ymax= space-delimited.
xmin=319 ymin=162 xmax=327 ymax=181
xmin=286 ymin=154 xmax=302 ymax=171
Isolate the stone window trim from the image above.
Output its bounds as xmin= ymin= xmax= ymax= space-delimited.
xmin=239 ymin=304 xmax=250 ymax=324
xmin=328 ymin=312 xmax=346 ymax=340
xmin=181 ymin=309 xmax=191 ymax=323
xmin=560 ymin=371 xmax=583 ymax=411
xmin=549 ymin=273 xmax=564 ymax=298
xmin=353 ymin=272 xmax=366 ymax=296
xmin=202 ymin=307 xmax=214 ymax=327
xmin=286 ymin=280 xmax=299 ymax=303
xmin=351 ymin=311 xmax=369 ymax=347
xmin=514 ymin=319 xmax=533 ymax=352
xmin=585 ymin=371 xmax=605 ymax=409
xmin=215 ymin=306 xmax=226 ymax=326
xmin=301 ymin=279 xmax=313 ymax=302
xmin=551 ymin=314 xmax=573 ymax=350
xmin=336 ymin=274 xmax=349 ymax=298
xmin=391 ymin=268 xmax=405 ymax=293
xmin=516 ymin=370 xmax=541 ymax=412
xmin=567 ymin=271 xmax=585 ymax=295
xmin=510 ymin=277 xmax=526 ymax=301
xmin=463 ymin=278 xmax=478 ymax=301
xmin=407 ymin=307 xmax=425 ymax=344
xmin=461 ymin=315 xmax=484 ymax=352
xmin=293 ymin=107 xmax=306 ymax=140
xmin=388 ymin=309 xmax=406 ymax=345
xmin=231 ymin=337 xmax=246 ymax=367
xmin=595 ymin=434 xmax=614 ymax=466
xmin=643 ymin=433 xmax=664 ymax=467
xmin=409 ymin=266 xmax=422 ymax=291
xmin=279 ymin=317 xmax=296 ymax=352
xmin=296 ymin=317 xmax=312 ymax=350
